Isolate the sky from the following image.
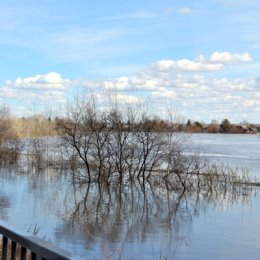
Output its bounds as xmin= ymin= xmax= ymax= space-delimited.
xmin=0 ymin=0 xmax=260 ymax=123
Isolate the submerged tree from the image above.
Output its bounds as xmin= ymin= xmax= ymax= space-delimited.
xmin=56 ymin=93 xmax=252 ymax=191
xmin=56 ymin=94 xmax=168 ymax=183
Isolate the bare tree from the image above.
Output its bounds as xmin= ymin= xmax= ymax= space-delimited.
xmin=135 ymin=116 xmax=165 ymax=182
xmin=56 ymin=92 xmax=218 ymax=189
xmin=56 ymin=95 xmax=95 ymax=182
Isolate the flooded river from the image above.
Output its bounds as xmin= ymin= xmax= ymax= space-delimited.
xmin=0 ymin=134 xmax=260 ymax=260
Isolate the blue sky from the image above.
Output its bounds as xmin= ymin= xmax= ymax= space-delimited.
xmin=0 ymin=0 xmax=260 ymax=122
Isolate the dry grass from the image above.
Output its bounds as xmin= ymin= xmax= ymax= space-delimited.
xmin=11 ymin=116 xmax=57 ymax=138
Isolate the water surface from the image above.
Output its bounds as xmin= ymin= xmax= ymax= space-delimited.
xmin=0 ymin=133 xmax=260 ymax=259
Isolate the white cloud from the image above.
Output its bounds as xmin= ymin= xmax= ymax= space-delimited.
xmin=257 ymin=13 xmax=260 ymax=20
xmin=82 ymin=57 xmax=258 ymax=110
xmin=101 ymin=77 xmax=130 ymax=90
xmin=85 ymin=75 xmax=164 ymax=91
xmin=4 ymin=72 xmax=70 ymax=90
xmin=211 ymin=78 xmax=254 ymax=90
xmin=243 ymin=99 xmax=259 ymax=107
xmin=1 ymin=88 xmax=65 ymax=104
xmin=209 ymin=52 xmax=252 ymax=63
xmin=81 ymin=61 xmax=260 ymax=122
xmin=177 ymin=7 xmax=192 ymax=14
xmin=112 ymin=94 xmax=141 ymax=104
xmin=93 ymin=92 xmax=142 ymax=104
xmin=153 ymin=59 xmax=223 ymax=72
xmin=2 ymin=56 xmax=260 ymax=122
xmin=144 ymin=52 xmax=253 ymax=85
xmin=152 ymin=90 xmax=176 ymax=98
xmin=0 ymin=72 xmax=69 ymax=105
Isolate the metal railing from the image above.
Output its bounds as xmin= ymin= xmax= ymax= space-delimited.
xmin=0 ymin=220 xmax=72 ymax=260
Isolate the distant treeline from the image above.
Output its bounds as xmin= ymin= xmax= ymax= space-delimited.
xmin=58 ymin=117 xmax=258 ymax=134
xmin=183 ymin=118 xmax=260 ymax=134
xmin=0 ymin=104 xmax=259 ymax=145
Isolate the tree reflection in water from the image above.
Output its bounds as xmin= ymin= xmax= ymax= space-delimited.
xmin=0 ymin=195 xmax=10 ymax=220
xmin=54 ymin=177 xmax=255 ymax=259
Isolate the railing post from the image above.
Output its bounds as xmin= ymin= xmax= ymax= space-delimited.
xmin=31 ymin=251 xmax=37 ymax=260
xmin=20 ymin=246 xmax=27 ymax=260
xmin=11 ymin=240 xmax=17 ymax=260
xmin=2 ymin=236 xmax=8 ymax=260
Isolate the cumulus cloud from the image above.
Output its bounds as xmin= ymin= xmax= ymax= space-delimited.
xmin=209 ymin=52 xmax=252 ymax=63
xmin=243 ymin=99 xmax=260 ymax=107
xmin=151 ymin=52 xmax=252 ymax=74
xmin=0 ymin=72 xmax=69 ymax=104
xmin=81 ymin=55 xmax=259 ymax=122
xmin=177 ymin=7 xmax=192 ymax=14
xmin=84 ymin=75 xmax=165 ymax=91
xmin=153 ymin=59 xmax=223 ymax=72
xmin=92 ymin=92 xmax=142 ymax=105
xmin=1 ymin=54 xmax=259 ymax=122
xmin=1 ymin=88 xmax=66 ymax=104
xmin=4 ymin=72 xmax=70 ymax=90
xmin=82 ymin=54 xmax=257 ymax=100
xmin=152 ymin=90 xmax=176 ymax=98
xmin=111 ymin=94 xmax=141 ymax=104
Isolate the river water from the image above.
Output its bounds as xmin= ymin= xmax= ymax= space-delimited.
xmin=187 ymin=133 xmax=260 ymax=177
xmin=0 ymin=133 xmax=260 ymax=260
